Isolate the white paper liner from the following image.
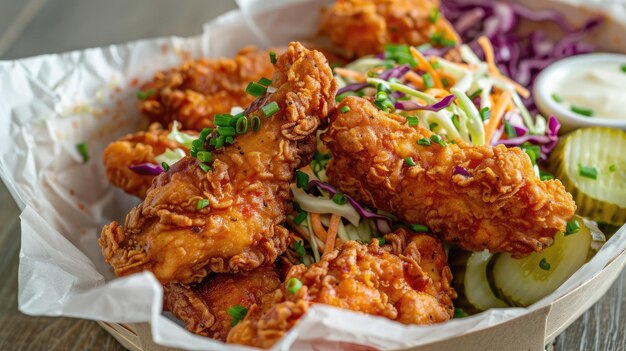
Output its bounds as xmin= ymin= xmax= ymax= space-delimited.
xmin=0 ymin=1 xmax=625 ymax=350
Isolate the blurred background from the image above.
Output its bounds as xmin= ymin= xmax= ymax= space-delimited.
xmin=0 ymin=0 xmax=623 ymax=350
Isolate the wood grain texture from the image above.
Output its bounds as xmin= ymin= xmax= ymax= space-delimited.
xmin=0 ymin=0 xmax=624 ymax=350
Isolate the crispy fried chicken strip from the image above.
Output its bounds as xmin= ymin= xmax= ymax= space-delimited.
xmin=99 ymin=42 xmax=337 ymax=284
xmin=139 ymin=47 xmax=275 ymax=131
xmin=164 ymin=264 xmax=281 ymax=341
xmin=227 ymin=230 xmax=455 ymax=348
xmin=103 ymin=123 xmax=195 ymax=198
xmin=322 ymin=97 xmax=576 ymax=256
xmin=320 ymin=0 xmax=460 ymax=59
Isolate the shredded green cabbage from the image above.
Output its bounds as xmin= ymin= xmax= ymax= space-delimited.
xmin=291 ymin=185 xmax=360 ymax=226
xmin=154 ymin=148 xmax=186 ymax=165
xmin=166 ymin=121 xmax=195 ymax=148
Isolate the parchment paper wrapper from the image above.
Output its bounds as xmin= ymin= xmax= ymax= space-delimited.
xmin=1 ymin=1 xmax=625 ymax=350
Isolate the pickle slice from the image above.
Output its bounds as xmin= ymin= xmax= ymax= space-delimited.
xmin=549 ymin=127 xmax=626 ymax=225
xmin=491 ymin=216 xmax=601 ymax=307
xmin=464 ymin=251 xmax=508 ymax=310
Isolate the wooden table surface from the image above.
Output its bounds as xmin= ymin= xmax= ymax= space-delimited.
xmin=0 ymin=0 xmax=624 ymax=350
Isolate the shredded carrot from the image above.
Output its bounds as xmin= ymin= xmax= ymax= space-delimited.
xmin=323 ymin=215 xmax=341 ymax=256
xmin=333 ymin=67 xmax=366 ymax=82
xmin=310 ymin=213 xmax=328 ymax=241
xmin=477 ymin=36 xmax=530 ymax=99
xmin=438 ymin=18 xmax=462 ymax=45
xmin=404 ymin=71 xmax=424 ymax=88
xmin=484 ymin=90 xmax=512 ymax=144
xmin=409 ymin=47 xmax=443 ymax=89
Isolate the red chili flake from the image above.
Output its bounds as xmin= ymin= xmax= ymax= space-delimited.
xmin=78 ymin=203 xmax=85 ymax=211
xmin=130 ymin=77 xmax=140 ymax=87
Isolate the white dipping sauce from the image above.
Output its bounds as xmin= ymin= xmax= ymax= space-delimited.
xmin=556 ymin=64 xmax=626 ymax=120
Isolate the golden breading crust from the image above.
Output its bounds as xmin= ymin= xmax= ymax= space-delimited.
xmin=164 ymin=265 xmax=281 ymax=341
xmin=99 ymin=42 xmax=337 ymax=285
xmin=138 ymin=47 xmax=275 ymax=131
xmin=227 ymin=230 xmax=455 ymax=349
xmin=322 ymin=96 xmax=577 ymax=257
xmin=103 ymin=123 xmax=195 ymax=199
xmin=319 ymin=0 xmax=460 ymax=58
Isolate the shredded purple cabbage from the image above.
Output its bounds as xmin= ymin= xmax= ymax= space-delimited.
xmin=453 ymin=166 xmax=471 ymax=177
xmin=129 ymin=163 xmax=163 ymax=175
xmin=494 ymin=115 xmax=560 ymax=159
xmin=395 ymin=95 xmax=456 ymax=112
xmin=378 ymin=64 xmax=411 ymax=80
xmin=308 ymin=179 xmax=393 ymax=231
xmin=441 ymin=0 xmax=602 ymax=114
xmin=337 ymin=82 xmax=369 ymax=95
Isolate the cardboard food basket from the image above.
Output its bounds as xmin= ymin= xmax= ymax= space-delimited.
xmin=1 ymin=0 xmax=625 ymax=350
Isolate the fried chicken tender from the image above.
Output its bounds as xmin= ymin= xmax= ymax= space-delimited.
xmin=321 ymin=97 xmax=576 ymax=257
xmin=103 ymin=123 xmax=195 ymax=198
xmin=99 ymin=42 xmax=337 ymax=285
xmin=227 ymin=230 xmax=455 ymax=348
xmin=320 ymin=0 xmax=460 ymax=58
xmin=164 ymin=264 xmax=281 ymax=341
xmin=139 ymin=47 xmax=275 ymax=131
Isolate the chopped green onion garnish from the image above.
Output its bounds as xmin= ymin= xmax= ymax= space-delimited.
xmin=332 ymin=193 xmax=348 ymax=205
xmin=245 ymin=81 xmax=267 ymax=97
xmin=196 ymin=198 xmax=210 ymax=210
xmin=293 ymin=211 xmax=307 ymax=225
xmin=136 ymin=89 xmax=155 ymax=100
xmin=430 ymin=134 xmax=447 ymax=147
xmin=228 ymin=305 xmax=248 ymax=327
xmin=406 ymin=116 xmax=419 ymax=127
xmin=375 ymin=91 xmax=388 ymax=101
xmin=571 ymin=105 xmax=593 ymax=117
xmin=428 ymin=7 xmax=440 ymax=23
xmin=551 ymin=93 xmax=562 ymax=103
xmin=214 ymin=114 xmax=232 ymax=127
xmin=431 ymin=60 xmax=441 ymax=70
xmin=340 ymin=106 xmax=351 ymax=113
xmin=199 ymin=163 xmax=211 ymax=173
xmin=404 ymin=157 xmax=416 ymax=167
xmin=285 ymin=277 xmax=303 ymax=294
xmin=430 ymin=31 xmax=456 ymax=47
xmin=429 ymin=122 xmax=438 ymax=131
xmin=295 ymin=170 xmax=309 ymax=189
xmin=235 ymin=116 xmax=248 ymax=134
xmin=292 ymin=240 xmax=305 ymax=261
xmin=258 ymin=77 xmax=272 ymax=87
xmin=609 ymin=164 xmax=617 ymax=172
xmin=197 ymin=151 xmax=214 ymax=163
xmin=539 ymin=170 xmax=554 ymax=181
xmin=269 ymin=51 xmax=277 ymax=64
xmin=377 ymin=237 xmax=386 ymax=246
xmin=441 ymin=77 xmax=450 ymax=87
xmin=214 ymin=135 xmax=225 ymax=149
xmin=409 ymin=224 xmax=429 ymax=232
xmin=261 ymin=101 xmax=279 ymax=117
xmin=620 ymin=64 xmax=626 ymax=73
xmin=578 ymin=163 xmax=598 ymax=179
xmin=564 ymin=220 xmax=580 ymax=236
xmin=417 ymin=138 xmax=431 ymax=146
xmin=423 ymin=73 xmax=434 ymax=89
xmin=161 ymin=162 xmax=170 ymax=171
xmin=76 ymin=142 xmax=89 ymax=163
xmin=479 ymin=107 xmax=491 ymax=121
xmin=503 ymin=119 xmax=517 ymax=138
xmin=217 ymin=126 xmax=236 ymax=137
xmin=250 ymin=116 xmax=261 ymax=131
xmin=539 ymin=258 xmax=551 ymax=270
